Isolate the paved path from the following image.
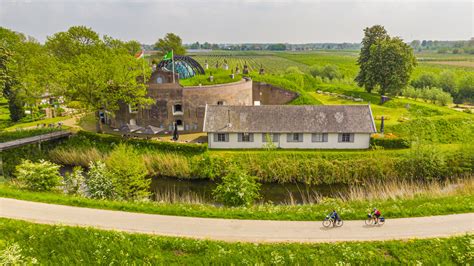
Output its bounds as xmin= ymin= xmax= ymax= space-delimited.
xmin=1 ymin=198 xmax=472 ymax=243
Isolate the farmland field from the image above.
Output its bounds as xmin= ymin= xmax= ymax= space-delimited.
xmin=188 ymin=50 xmax=474 ymax=79
xmin=190 ymin=52 xmax=310 ymax=74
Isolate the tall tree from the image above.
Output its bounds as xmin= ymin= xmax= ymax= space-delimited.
xmin=365 ymin=37 xmax=416 ymax=95
xmin=1 ymin=27 xmax=57 ymax=121
xmin=355 ymin=25 xmax=389 ymax=93
xmin=47 ymin=26 xmax=152 ymax=132
xmin=154 ymin=33 xmax=186 ymax=56
xmin=356 ymin=25 xmax=416 ymax=95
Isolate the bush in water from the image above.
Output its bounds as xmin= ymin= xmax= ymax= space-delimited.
xmin=15 ymin=160 xmax=62 ymax=192
xmin=85 ymin=161 xmax=116 ymax=200
xmin=63 ymin=166 xmax=87 ymax=196
xmin=213 ymin=167 xmax=260 ymax=206
xmin=105 ymin=144 xmax=150 ymax=201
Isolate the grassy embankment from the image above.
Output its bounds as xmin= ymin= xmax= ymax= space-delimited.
xmin=0 ymin=218 xmax=472 ymax=265
xmin=0 ymin=179 xmax=472 ymax=221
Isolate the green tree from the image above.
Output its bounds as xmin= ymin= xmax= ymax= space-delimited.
xmin=105 ymin=144 xmax=150 ymax=200
xmin=411 ymin=73 xmax=438 ymax=89
xmin=15 ymin=160 xmax=62 ymax=191
xmin=439 ymin=71 xmax=457 ymax=95
xmin=364 ymin=37 xmax=416 ymax=95
xmin=355 ymin=25 xmax=389 ymax=93
xmin=321 ymin=65 xmax=342 ymax=80
xmin=1 ymin=27 xmax=58 ymax=121
xmin=154 ymin=33 xmax=186 ymax=56
xmin=47 ymin=26 xmax=152 ymax=132
xmin=0 ymin=46 xmax=11 ymax=91
xmin=457 ymin=75 xmax=474 ymax=104
xmin=45 ymin=26 xmax=101 ymax=60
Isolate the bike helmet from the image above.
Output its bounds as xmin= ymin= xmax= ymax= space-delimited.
xmin=373 ymin=208 xmax=377 ymax=211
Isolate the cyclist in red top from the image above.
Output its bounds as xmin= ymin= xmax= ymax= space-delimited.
xmin=372 ymin=208 xmax=381 ymax=224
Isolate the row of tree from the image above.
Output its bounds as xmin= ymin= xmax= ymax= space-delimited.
xmin=1 ymin=26 xmax=154 ymax=131
xmin=411 ymin=72 xmax=474 ymax=104
xmin=410 ymin=39 xmax=474 ymax=54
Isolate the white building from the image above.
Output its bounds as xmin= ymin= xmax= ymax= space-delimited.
xmin=203 ymin=105 xmax=376 ymax=149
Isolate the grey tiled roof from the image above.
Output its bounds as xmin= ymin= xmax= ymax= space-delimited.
xmin=203 ymin=105 xmax=376 ymax=133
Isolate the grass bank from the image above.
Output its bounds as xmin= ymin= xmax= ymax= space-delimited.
xmin=0 ymin=180 xmax=472 ymax=221
xmin=0 ymin=218 xmax=472 ymax=265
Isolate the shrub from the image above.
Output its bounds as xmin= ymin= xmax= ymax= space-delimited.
xmin=213 ymin=167 xmax=260 ymax=206
xmin=397 ymin=145 xmax=447 ymax=181
xmin=76 ymin=131 xmax=207 ymax=154
xmin=63 ymin=166 xmax=87 ymax=196
xmin=85 ymin=161 xmax=116 ymax=200
xmin=15 ymin=160 xmax=62 ymax=191
xmin=105 ymin=144 xmax=150 ymax=200
xmin=370 ymin=136 xmax=410 ymax=149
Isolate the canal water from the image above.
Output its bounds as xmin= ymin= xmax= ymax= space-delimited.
xmin=151 ymin=177 xmax=348 ymax=205
xmin=61 ymin=166 xmax=347 ymax=205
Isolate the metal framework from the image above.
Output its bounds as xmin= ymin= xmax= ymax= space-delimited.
xmin=157 ymin=55 xmax=205 ymax=79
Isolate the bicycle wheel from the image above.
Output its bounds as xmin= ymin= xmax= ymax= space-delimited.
xmin=378 ymin=217 xmax=386 ymax=225
xmin=322 ymin=219 xmax=332 ymax=228
xmin=335 ymin=219 xmax=344 ymax=227
xmin=365 ymin=218 xmax=374 ymax=225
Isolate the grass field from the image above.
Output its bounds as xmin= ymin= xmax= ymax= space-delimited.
xmin=0 ymin=218 xmax=472 ymax=265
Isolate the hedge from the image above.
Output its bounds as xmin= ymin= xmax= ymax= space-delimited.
xmin=370 ymin=137 xmax=411 ymax=149
xmin=75 ymin=131 xmax=207 ymax=154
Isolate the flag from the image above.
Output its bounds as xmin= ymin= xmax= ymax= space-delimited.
xmin=163 ymin=50 xmax=173 ymax=61
xmin=134 ymin=50 xmax=144 ymax=59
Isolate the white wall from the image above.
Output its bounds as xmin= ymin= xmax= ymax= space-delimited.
xmin=207 ymin=133 xmax=371 ymax=149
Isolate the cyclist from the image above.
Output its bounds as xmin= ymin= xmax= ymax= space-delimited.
xmin=329 ymin=210 xmax=340 ymax=226
xmin=371 ymin=208 xmax=381 ymax=224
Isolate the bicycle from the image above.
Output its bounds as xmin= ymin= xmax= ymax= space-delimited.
xmin=365 ymin=213 xmax=385 ymax=226
xmin=322 ymin=215 xmax=343 ymax=227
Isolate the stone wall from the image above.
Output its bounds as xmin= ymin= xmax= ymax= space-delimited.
xmin=111 ymin=77 xmax=253 ymax=133
xmin=252 ymin=82 xmax=299 ymax=105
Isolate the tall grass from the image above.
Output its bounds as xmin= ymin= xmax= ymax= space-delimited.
xmin=340 ymin=178 xmax=474 ymax=202
xmin=48 ymin=147 xmax=105 ymax=166
xmin=281 ymin=178 xmax=474 ymax=205
xmin=143 ymin=153 xmax=191 ymax=178
xmin=46 ymin=143 xmax=473 ymax=185
xmin=153 ymin=186 xmax=207 ymax=204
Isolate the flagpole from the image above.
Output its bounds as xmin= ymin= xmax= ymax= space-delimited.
xmin=171 ymin=49 xmax=175 ymax=84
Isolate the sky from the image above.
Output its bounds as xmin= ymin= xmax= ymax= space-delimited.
xmin=0 ymin=0 xmax=473 ymax=44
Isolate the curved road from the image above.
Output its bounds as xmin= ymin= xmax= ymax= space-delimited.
xmin=1 ymin=198 xmax=472 ymax=243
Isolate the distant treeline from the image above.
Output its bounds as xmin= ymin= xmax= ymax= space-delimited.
xmin=143 ymin=39 xmax=474 ymax=53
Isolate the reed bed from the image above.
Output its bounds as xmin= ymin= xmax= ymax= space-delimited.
xmin=143 ymin=153 xmax=192 ymax=178
xmin=341 ymin=178 xmax=474 ymax=201
xmin=153 ymin=186 xmax=208 ymax=204
xmin=48 ymin=147 xmax=105 ymax=166
xmin=280 ymin=178 xmax=473 ymax=205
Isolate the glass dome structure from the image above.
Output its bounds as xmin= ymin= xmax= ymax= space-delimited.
xmin=157 ymin=55 xmax=205 ymax=79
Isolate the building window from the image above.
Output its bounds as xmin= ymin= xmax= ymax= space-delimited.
xmin=287 ymin=133 xmax=303 ymax=142
xmin=215 ymin=133 xmax=229 ymax=142
xmin=338 ymin=133 xmax=354 ymax=143
xmin=173 ymin=104 xmax=183 ymax=113
xmin=262 ymin=133 xmax=279 ymax=142
xmin=175 ymin=120 xmax=183 ymax=126
xmin=312 ymin=133 xmax=328 ymax=142
xmin=238 ymin=133 xmax=254 ymax=142
xmin=217 ymin=101 xmax=224 ymax=105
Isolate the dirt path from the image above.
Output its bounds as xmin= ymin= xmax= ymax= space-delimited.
xmin=1 ymin=198 xmax=472 ymax=243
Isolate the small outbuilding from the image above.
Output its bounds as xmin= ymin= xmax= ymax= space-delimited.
xmin=203 ymin=104 xmax=376 ymax=149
